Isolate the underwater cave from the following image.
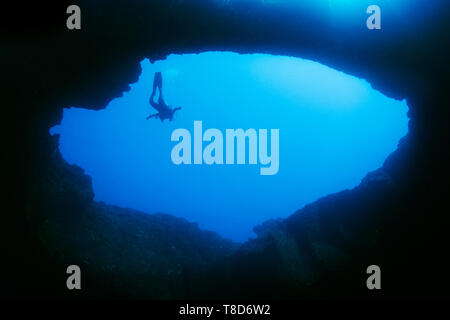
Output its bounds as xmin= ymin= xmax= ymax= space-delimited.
xmin=50 ymin=51 xmax=408 ymax=241
xmin=6 ymin=0 xmax=449 ymax=300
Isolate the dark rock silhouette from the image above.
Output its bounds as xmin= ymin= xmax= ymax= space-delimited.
xmin=3 ymin=0 xmax=450 ymax=298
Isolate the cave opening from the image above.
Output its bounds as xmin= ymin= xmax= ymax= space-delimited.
xmin=50 ymin=51 xmax=409 ymax=242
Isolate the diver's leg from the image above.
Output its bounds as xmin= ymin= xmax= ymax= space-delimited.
xmin=154 ymin=72 xmax=162 ymax=96
xmin=158 ymin=92 xmax=166 ymax=106
xmin=156 ymin=72 xmax=165 ymax=105
xmin=150 ymin=100 xmax=162 ymax=113
xmin=151 ymin=72 xmax=163 ymax=103
xmin=156 ymin=71 xmax=163 ymax=90
xmin=153 ymin=72 xmax=162 ymax=89
xmin=151 ymin=73 xmax=158 ymax=99
xmin=150 ymin=72 xmax=163 ymax=112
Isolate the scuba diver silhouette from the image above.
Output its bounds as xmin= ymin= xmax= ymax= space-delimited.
xmin=147 ymin=72 xmax=181 ymax=122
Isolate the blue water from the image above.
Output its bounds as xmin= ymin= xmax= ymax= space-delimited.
xmin=50 ymin=51 xmax=408 ymax=241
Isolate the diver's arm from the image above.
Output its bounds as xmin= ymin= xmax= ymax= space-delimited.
xmin=146 ymin=113 xmax=159 ymax=120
